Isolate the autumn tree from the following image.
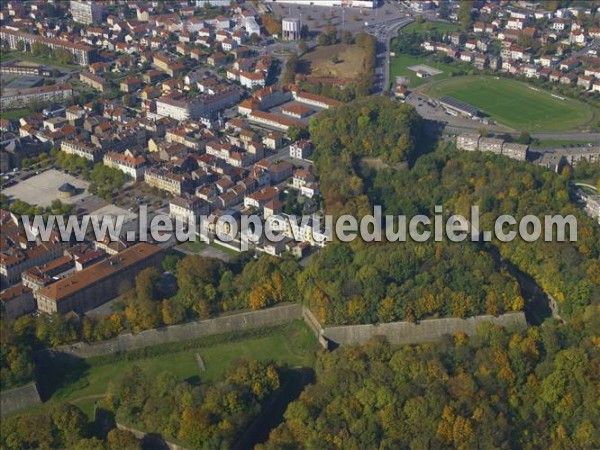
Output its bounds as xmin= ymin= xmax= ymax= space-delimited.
xmin=261 ymin=14 xmax=282 ymax=36
xmin=107 ymin=429 xmax=141 ymax=450
xmin=176 ymin=255 xmax=226 ymax=317
xmin=135 ymin=267 xmax=160 ymax=302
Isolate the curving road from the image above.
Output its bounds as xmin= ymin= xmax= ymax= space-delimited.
xmin=366 ymin=16 xmax=414 ymax=94
xmin=574 ymin=182 xmax=598 ymax=192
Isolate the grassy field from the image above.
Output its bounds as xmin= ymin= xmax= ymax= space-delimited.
xmin=40 ymin=321 xmax=316 ymax=415
xmin=1 ymin=108 xmax=35 ymax=120
xmin=211 ymin=240 xmax=242 ymax=256
xmin=401 ymin=21 xmax=460 ymax=34
xmin=1 ymin=51 xmax=79 ymax=70
xmin=389 ymin=53 xmax=457 ymax=88
xmin=178 ymin=241 xmax=208 ymax=253
xmin=424 ymin=75 xmax=597 ymax=132
xmin=299 ymin=43 xmax=365 ymax=79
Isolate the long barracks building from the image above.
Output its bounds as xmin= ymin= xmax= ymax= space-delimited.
xmin=35 ymin=243 xmax=163 ymax=314
xmin=0 ymin=28 xmax=95 ymax=65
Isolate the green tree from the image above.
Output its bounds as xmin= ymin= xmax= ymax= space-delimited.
xmin=287 ymin=125 xmax=309 ymax=142
xmin=53 ymin=48 xmax=73 ymax=64
xmin=458 ymin=0 xmax=475 ymax=31
xmin=32 ymin=42 xmax=51 ymax=58
xmin=162 ymin=254 xmax=180 ymax=273
xmin=281 ymin=52 xmax=299 ymax=84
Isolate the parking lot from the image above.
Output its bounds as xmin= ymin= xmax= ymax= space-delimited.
xmin=405 ymin=93 xmax=512 ymax=134
xmin=267 ymin=2 xmax=405 ymax=36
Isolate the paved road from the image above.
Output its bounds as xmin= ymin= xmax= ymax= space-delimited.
xmin=443 ymin=122 xmax=600 ymax=142
xmin=574 ymin=183 xmax=598 ymax=192
xmin=369 ymin=17 xmax=413 ymax=93
xmin=527 ymin=132 xmax=600 ymax=141
xmin=438 ymin=123 xmax=600 ymax=145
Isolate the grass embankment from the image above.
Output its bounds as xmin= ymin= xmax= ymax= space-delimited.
xmin=33 ymin=321 xmax=317 ymax=419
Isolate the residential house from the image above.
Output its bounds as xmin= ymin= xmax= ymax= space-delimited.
xmin=289 ymin=139 xmax=313 ymax=160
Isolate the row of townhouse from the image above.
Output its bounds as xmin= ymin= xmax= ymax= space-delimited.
xmin=0 ymin=83 xmax=73 ymax=110
xmin=61 ymin=139 xmax=104 ymax=162
xmin=456 ymin=134 xmax=529 ymax=161
xmin=144 ymin=167 xmax=194 ymax=196
xmin=1 ymin=240 xmax=65 ymax=286
xmin=205 ymin=139 xmax=264 ymax=168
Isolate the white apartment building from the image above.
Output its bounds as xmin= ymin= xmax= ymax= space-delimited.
xmin=103 ymin=150 xmax=147 ymax=180
xmin=0 ymin=84 xmax=73 ymax=110
xmin=248 ymin=110 xmax=303 ymax=132
xmin=244 ymin=16 xmax=261 ymax=36
xmin=268 ymin=214 xmax=329 ymax=247
xmin=292 ymin=90 xmax=341 ymax=109
xmin=70 ymin=0 xmax=103 ymax=25
xmin=196 ymin=0 xmax=230 ymax=6
xmin=289 ymin=140 xmax=313 ymax=160
xmin=61 ymin=140 xmax=103 ymax=162
xmin=169 ymin=196 xmax=209 ymax=225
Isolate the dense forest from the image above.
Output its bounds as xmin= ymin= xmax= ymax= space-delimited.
xmin=261 ymin=311 xmax=600 ymax=449
xmin=300 ymin=241 xmax=524 ymax=325
xmin=0 ymin=359 xmax=282 ymax=450
xmin=362 ymin=150 xmax=599 ymax=319
xmin=309 ymin=97 xmax=599 ymax=323
xmin=2 ymin=95 xmax=599 ymax=449
xmin=105 ymin=359 xmax=281 ymax=448
xmin=261 ymin=96 xmax=598 ymax=448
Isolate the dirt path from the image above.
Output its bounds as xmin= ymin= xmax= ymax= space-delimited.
xmin=69 ymin=393 xmax=105 ymax=404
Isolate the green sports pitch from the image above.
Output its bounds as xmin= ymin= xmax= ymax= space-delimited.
xmin=425 ymin=76 xmax=598 ymax=132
